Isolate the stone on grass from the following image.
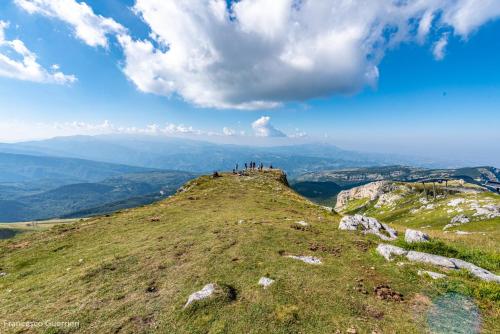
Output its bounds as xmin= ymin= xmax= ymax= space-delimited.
xmin=286 ymin=255 xmax=322 ymax=265
xmin=376 ymin=244 xmax=407 ymax=261
xmin=444 ymin=214 xmax=471 ymax=230
xmin=0 ymin=272 xmax=7 ymax=277
xmin=451 ymin=214 xmax=470 ymax=225
xmin=377 ymin=244 xmax=500 ymax=283
xmin=296 ymin=221 xmax=309 ymax=226
xmin=184 ymin=283 xmax=217 ymax=308
xmin=339 ymin=215 xmax=397 ymax=241
xmin=258 ymin=277 xmax=275 ymax=288
xmin=418 ymin=270 xmax=447 ymax=280
xmin=406 ymin=251 xmax=456 ymax=269
xmin=405 ymin=229 xmax=430 ymax=243
xmin=450 ymin=258 xmax=500 ymax=283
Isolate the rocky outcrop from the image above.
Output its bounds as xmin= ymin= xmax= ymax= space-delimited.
xmin=184 ymin=283 xmax=218 ymax=308
xmin=339 ymin=215 xmax=397 ymax=241
xmin=376 ymin=244 xmax=500 ymax=283
xmin=444 ymin=214 xmax=470 ymax=230
xmin=405 ymin=229 xmax=430 ymax=243
xmin=335 ymin=181 xmax=394 ymax=212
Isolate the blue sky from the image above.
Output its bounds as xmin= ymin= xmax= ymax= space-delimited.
xmin=0 ymin=0 xmax=499 ymax=165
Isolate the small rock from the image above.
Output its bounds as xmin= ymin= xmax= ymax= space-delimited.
xmin=238 ymin=219 xmax=245 ymax=224
xmin=286 ymin=255 xmax=322 ymax=265
xmin=418 ymin=270 xmax=447 ymax=280
xmin=455 ymin=231 xmax=471 ymax=235
xmin=296 ymin=221 xmax=309 ymax=226
xmin=78 ymin=258 xmax=84 ymax=263
xmin=451 ymin=214 xmax=470 ymax=224
xmin=405 ymin=229 xmax=430 ymax=243
xmin=258 ymin=277 xmax=275 ymax=288
xmin=346 ymin=326 xmax=357 ymax=334
xmin=0 ymin=272 xmax=7 ymax=277
xmin=184 ymin=283 xmax=217 ymax=308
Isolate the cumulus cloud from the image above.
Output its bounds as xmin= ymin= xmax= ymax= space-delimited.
xmin=15 ymin=0 xmax=500 ymax=108
xmin=117 ymin=0 xmax=500 ymax=109
xmin=0 ymin=21 xmax=76 ymax=84
xmin=252 ymin=116 xmax=286 ymax=137
xmin=15 ymin=0 xmax=125 ymax=47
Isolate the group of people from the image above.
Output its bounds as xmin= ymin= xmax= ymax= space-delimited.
xmin=232 ymin=161 xmax=273 ymax=174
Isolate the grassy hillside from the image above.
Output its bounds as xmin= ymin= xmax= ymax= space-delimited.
xmin=0 ymin=171 xmax=498 ymax=333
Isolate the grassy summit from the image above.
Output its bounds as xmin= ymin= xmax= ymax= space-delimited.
xmin=0 ymin=170 xmax=498 ymax=333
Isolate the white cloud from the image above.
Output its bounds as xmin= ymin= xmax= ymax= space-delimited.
xmin=15 ymin=0 xmax=125 ymax=47
xmin=0 ymin=119 xmax=210 ymax=142
xmin=222 ymin=127 xmax=236 ymax=136
xmin=252 ymin=116 xmax=286 ymax=137
xmin=0 ymin=21 xmax=76 ymax=84
xmin=115 ymin=0 xmax=500 ymax=109
xmin=433 ymin=33 xmax=449 ymax=61
xmin=15 ymin=0 xmax=500 ymax=108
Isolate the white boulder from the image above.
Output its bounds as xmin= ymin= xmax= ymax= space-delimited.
xmin=405 ymin=229 xmax=430 ymax=243
xmin=184 ymin=283 xmax=217 ymax=308
xmin=376 ymin=244 xmax=407 ymax=261
xmin=339 ymin=215 xmax=397 ymax=241
xmin=258 ymin=277 xmax=275 ymax=288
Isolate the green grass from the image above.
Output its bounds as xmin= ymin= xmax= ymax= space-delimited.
xmin=0 ymin=171 xmax=498 ymax=333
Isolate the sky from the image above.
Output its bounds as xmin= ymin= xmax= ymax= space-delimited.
xmin=0 ymin=0 xmax=499 ymax=166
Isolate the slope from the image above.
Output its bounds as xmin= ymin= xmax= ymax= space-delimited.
xmin=0 ymin=171 xmax=498 ymax=333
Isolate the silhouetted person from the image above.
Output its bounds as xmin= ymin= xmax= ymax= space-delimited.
xmin=235 ymin=163 xmax=238 ymax=171
xmin=270 ymin=164 xmax=273 ymax=169
xmin=245 ymin=163 xmax=248 ymax=170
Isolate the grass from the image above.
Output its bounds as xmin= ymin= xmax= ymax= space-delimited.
xmin=0 ymin=171 xmax=498 ymax=333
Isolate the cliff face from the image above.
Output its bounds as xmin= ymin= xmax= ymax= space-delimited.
xmin=335 ymin=181 xmax=393 ymax=212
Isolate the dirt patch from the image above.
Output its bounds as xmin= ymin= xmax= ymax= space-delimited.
xmin=410 ymin=293 xmax=432 ymax=314
xmin=149 ymin=217 xmax=160 ymax=222
xmin=7 ymin=241 xmax=30 ymax=249
xmin=309 ymin=242 xmax=342 ymax=256
xmin=353 ymin=239 xmax=375 ymax=252
xmin=363 ymin=304 xmax=384 ymax=320
xmin=373 ymin=285 xmax=403 ymax=302
xmin=352 ymin=278 xmax=369 ymax=294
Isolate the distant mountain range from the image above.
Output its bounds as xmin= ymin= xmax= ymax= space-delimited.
xmin=0 ymin=135 xmax=497 ymax=222
xmin=0 ymin=135 xmax=450 ymax=176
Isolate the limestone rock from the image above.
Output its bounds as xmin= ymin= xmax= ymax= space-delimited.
xmin=335 ymin=181 xmax=395 ymax=212
xmin=376 ymin=244 xmax=407 ymax=261
xmin=451 ymin=214 xmax=470 ymax=225
xmin=286 ymin=255 xmax=322 ymax=265
xmin=296 ymin=221 xmax=309 ymax=226
xmin=258 ymin=277 xmax=275 ymax=288
xmin=450 ymin=258 xmax=500 ymax=283
xmin=339 ymin=215 xmax=397 ymax=241
xmin=377 ymin=244 xmax=500 ymax=282
xmin=184 ymin=283 xmax=218 ymax=308
xmin=406 ymin=251 xmax=456 ymax=269
xmin=405 ymin=229 xmax=430 ymax=243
